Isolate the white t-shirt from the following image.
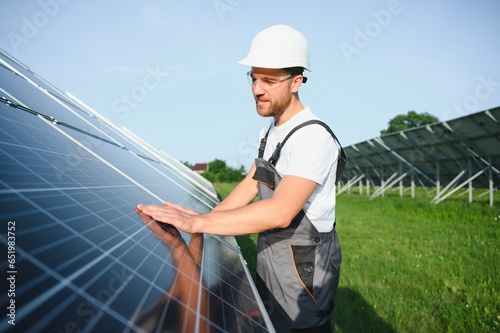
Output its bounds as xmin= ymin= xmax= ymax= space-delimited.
xmin=258 ymin=107 xmax=340 ymax=233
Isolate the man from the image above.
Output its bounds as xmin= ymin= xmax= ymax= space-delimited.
xmin=137 ymin=24 xmax=345 ymax=333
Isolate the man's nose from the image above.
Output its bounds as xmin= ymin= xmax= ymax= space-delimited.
xmin=252 ymin=81 xmax=266 ymax=94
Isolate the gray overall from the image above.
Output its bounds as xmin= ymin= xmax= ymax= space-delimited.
xmin=252 ymin=120 xmax=346 ymax=333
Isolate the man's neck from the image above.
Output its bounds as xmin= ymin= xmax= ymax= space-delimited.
xmin=274 ymin=99 xmax=305 ymax=126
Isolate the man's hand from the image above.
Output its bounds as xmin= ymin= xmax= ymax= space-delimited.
xmin=136 ymin=202 xmax=200 ymax=233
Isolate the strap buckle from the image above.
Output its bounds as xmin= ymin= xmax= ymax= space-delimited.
xmin=268 ymin=142 xmax=282 ymax=166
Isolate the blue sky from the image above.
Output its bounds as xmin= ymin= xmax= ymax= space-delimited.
xmin=1 ymin=0 xmax=499 ymax=170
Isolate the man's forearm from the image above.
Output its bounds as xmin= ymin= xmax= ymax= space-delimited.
xmin=212 ymin=171 xmax=258 ymax=212
xmin=195 ymin=197 xmax=292 ymax=235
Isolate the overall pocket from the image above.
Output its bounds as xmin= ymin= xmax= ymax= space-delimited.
xmin=330 ymin=231 xmax=342 ymax=270
xmin=290 ymin=244 xmax=317 ymax=303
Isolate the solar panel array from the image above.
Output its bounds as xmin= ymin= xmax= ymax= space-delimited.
xmin=340 ymin=106 xmax=500 ymax=205
xmin=0 ymin=49 xmax=274 ymax=333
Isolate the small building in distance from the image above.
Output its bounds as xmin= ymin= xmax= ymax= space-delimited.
xmin=192 ymin=163 xmax=208 ymax=174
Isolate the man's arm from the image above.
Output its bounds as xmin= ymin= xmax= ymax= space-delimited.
xmin=211 ymin=163 xmax=259 ymax=212
xmin=136 ymin=174 xmax=317 ymax=236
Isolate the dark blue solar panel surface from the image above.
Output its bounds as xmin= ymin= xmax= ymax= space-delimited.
xmin=0 ymin=49 xmax=273 ymax=333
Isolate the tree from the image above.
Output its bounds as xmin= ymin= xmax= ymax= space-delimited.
xmin=200 ymin=159 xmax=245 ymax=183
xmin=380 ymin=111 xmax=439 ymax=135
xmin=182 ymin=161 xmax=193 ymax=169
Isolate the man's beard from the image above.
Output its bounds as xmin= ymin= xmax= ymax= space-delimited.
xmin=255 ymin=93 xmax=292 ymax=118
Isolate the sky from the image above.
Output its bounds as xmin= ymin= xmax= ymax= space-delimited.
xmin=1 ymin=0 xmax=499 ymax=171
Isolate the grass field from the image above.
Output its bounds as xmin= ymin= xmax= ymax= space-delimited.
xmin=213 ymin=182 xmax=500 ymax=333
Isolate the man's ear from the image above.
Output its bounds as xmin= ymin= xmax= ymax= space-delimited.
xmin=291 ymin=75 xmax=303 ymax=93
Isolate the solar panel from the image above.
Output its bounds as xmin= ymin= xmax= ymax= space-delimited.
xmin=341 ymin=106 xmax=500 ymax=204
xmin=0 ymin=49 xmax=274 ymax=332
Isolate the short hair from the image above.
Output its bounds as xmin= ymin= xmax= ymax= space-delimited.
xmin=284 ymin=67 xmax=308 ymax=83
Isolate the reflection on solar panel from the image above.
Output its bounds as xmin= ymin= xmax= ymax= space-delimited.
xmin=340 ymin=107 xmax=500 ymax=206
xmin=0 ymin=49 xmax=274 ymax=333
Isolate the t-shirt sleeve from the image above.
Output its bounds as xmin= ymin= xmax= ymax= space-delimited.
xmin=282 ymin=125 xmax=339 ymax=185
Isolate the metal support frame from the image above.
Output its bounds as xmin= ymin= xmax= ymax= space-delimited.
xmin=371 ymin=171 xmax=408 ymax=199
xmin=432 ymin=169 xmax=485 ymax=204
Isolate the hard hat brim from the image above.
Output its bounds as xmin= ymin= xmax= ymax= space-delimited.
xmin=238 ymin=57 xmax=311 ymax=72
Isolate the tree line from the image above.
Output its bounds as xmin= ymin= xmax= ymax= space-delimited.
xmin=185 ymin=159 xmax=246 ymax=182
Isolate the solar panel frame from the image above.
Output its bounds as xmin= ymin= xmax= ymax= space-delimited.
xmin=342 ymin=107 xmax=500 ymax=198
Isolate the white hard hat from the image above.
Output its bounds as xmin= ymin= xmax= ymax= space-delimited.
xmin=238 ymin=25 xmax=311 ymax=71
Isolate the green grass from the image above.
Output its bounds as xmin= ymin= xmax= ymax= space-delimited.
xmin=212 ymin=182 xmax=239 ymax=199
xmin=335 ymin=193 xmax=499 ymax=333
xmin=213 ymin=183 xmax=500 ymax=333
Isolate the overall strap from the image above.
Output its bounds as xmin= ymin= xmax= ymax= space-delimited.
xmin=268 ymin=120 xmax=346 ymax=169
xmin=258 ymin=126 xmax=272 ymax=158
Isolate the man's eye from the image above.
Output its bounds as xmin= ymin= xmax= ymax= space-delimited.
xmin=263 ymin=79 xmax=277 ymax=85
